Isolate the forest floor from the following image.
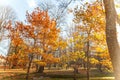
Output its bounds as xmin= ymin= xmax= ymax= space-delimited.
xmin=0 ymin=68 xmax=115 ymax=80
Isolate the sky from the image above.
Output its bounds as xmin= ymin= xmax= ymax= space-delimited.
xmin=0 ymin=0 xmax=38 ymax=55
xmin=0 ymin=0 xmax=37 ymax=21
xmin=0 ymin=0 xmax=119 ymax=56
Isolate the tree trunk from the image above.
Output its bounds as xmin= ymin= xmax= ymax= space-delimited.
xmin=103 ymin=0 xmax=120 ymax=80
xmin=37 ymin=66 xmax=44 ymax=73
xmin=36 ymin=64 xmax=39 ymax=72
xmin=73 ymin=65 xmax=78 ymax=80
xmin=48 ymin=64 xmax=51 ymax=70
xmin=97 ymin=64 xmax=103 ymax=73
xmin=26 ymin=54 xmax=33 ymax=80
xmin=86 ymin=41 xmax=90 ymax=80
xmin=36 ymin=56 xmax=44 ymax=73
xmin=4 ymin=61 xmax=7 ymax=71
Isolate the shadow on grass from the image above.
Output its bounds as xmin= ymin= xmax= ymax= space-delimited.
xmin=1 ymin=69 xmax=114 ymax=80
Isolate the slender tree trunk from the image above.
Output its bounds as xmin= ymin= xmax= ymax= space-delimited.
xmin=48 ymin=64 xmax=51 ymax=70
xmin=37 ymin=33 xmax=45 ymax=73
xmin=37 ymin=56 xmax=44 ymax=73
xmin=97 ymin=63 xmax=103 ymax=72
xmin=73 ymin=69 xmax=77 ymax=80
xmin=73 ymin=63 xmax=79 ymax=80
xmin=86 ymin=41 xmax=90 ymax=80
xmin=36 ymin=64 xmax=39 ymax=72
xmin=103 ymin=0 xmax=120 ymax=80
xmin=26 ymin=54 xmax=33 ymax=80
xmin=37 ymin=66 xmax=44 ymax=73
xmin=4 ymin=61 xmax=7 ymax=71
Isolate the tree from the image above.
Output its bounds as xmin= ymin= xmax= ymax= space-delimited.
xmin=0 ymin=6 xmax=16 ymax=41
xmin=6 ymin=8 xmax=60 ymax=80
xmin=95 ymin=45 xmax=112 ymax=72
xmin=0 ymin=6 xmax=17 ymax=68
xmin=6 ymin=22 xmax=28 ymax=69
xmin=103 ymin=0 xmax=120 ymax=80
xmin=38 ymin=1 xmax=73 ymax=67
xmin=25 ymin=8 xmax=60 ymax=73
xmin=73 ymin=1 xmax=106 ymax=80
xmin=38 ymin=0 xmax=73 ymax=27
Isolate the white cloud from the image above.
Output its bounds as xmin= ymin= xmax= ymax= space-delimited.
xmin=27 ymin=0 xmax=37 ymax=8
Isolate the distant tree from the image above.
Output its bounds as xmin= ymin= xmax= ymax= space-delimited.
xmin=6 ymin=23 xmax=28 ymax=69
xmin=73 ymin=1 xmax=106 ymax=80
xmin=6 ymin=8 xmax=60 ymax=80
xmin=38 ymin=0 xmax=73 ymax=68
xmin=38 ymin=0 xmax=73 ymax=27
xmin=25 ymin=8 xmax=60 ymax=73
xmin=0 ymin=6 xmax=16 ymax=40
xmin=0 ymin=6 xmax=16 ymax=70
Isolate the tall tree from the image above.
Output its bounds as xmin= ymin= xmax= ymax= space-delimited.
xmin=0 ymin=6 xmax=16 ymax=40
xmin=73 ymin=1 xmax=106 ymax=80
xmin=103 ymin=0 xmax=120 ymax=80
xmin=6 ymin=23 xmax=28 ymax=69
xmin=38 ymin=0 xmax=72 ymax=27
xmin=6 ymin=8 xmax=60 ymax=80
xmin=25 ymin=8 xmax=60 ymax=73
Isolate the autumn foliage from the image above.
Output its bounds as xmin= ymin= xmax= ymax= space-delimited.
xmin=5 ymin=8 xmax=60 ymax=71
xmin=0 ymin=1 xmax=115 ymax=80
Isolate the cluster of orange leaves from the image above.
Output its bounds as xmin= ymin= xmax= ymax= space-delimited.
xmin=4 ymin=8 xmax=60 ymax=68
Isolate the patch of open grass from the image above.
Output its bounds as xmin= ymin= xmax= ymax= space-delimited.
xmin=1 ymin=68 xmax=114 ymax=80
xmin=90 ymin=69 xmax=114 ymax=77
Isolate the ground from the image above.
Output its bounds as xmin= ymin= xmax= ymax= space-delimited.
xmin=0 ymin=68 xmax=115 ymax=80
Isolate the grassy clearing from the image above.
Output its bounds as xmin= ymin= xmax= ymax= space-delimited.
xmin=0 ymin=68 xmax=114 ymax=80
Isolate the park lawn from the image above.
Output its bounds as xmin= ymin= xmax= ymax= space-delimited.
xmin=0 ymin=68 xmax=114 ymax=80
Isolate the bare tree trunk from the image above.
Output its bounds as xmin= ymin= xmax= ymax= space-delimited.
xmin=4 ymin=61 xmax=7 ymax=71
xmin=37 ymin=66 xmax=44 ymax=73
xmin=26 ymin=54 xmax=33 ymax=80
xmin=86 ymin=41 xmax=90 ymax=80
xmin=73 ymin=69 xmax=77 ymax=80
xmin=103 ymin=0 xmax=120 ymax=80
xmin=37 ymin=56 xmax=44 ymax=73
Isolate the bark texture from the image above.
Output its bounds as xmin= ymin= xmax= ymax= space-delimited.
xmin=103 ymin=0 xmax=120 ymax=80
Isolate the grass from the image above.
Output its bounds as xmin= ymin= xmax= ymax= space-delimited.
xmin=0 ymin=68 xmax=115 ymax=80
